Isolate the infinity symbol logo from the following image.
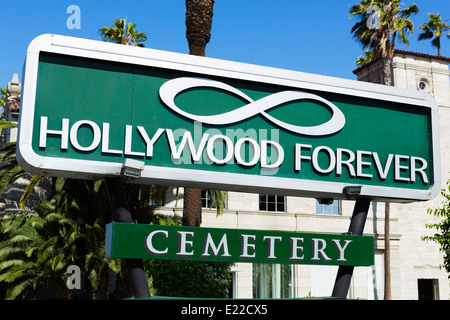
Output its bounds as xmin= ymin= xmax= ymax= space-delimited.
xmin=159 ymin=77 xmax=345 ymax=136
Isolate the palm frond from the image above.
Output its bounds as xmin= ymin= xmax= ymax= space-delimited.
xmin=0 ymin=141 xmax=18 ymax=161
xmin=0 ymin=165 xmax=27 ymax=196
xmin=210 ymin=190 xmax=227 ymax=216
xmin=0 ymin=120 xmax=18 ymax=129
xmin=19 ymin=175 xmax=43 ymax=208
xmin=5 ymin=278 xmax=34 ymax=300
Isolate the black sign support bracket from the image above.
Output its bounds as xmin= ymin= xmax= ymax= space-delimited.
xmin=104 ymin=178 xmax=151 ymax=299
xmin=331 ymin=198 xmax=371 ymax=298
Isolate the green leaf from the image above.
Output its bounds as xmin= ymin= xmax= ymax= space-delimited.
xmin=20 ymin=175 xmax=43 ymax=208
xmin=0 ymin=120 xmax=18 ymax=129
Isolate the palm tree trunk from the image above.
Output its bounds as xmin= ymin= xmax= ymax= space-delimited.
xmin=185 ymin=0 xmax=215 ymax=57
xmin=438 ymin=38 xmax=441 ymax=56
xmin=381 ymin=57 xmax=393 ymax=86
xmin=183 ymin=0 xmax=215 ymax=227
xmin=381 ymin=54 xmax=393 ymax=299
xmin=183 ymin=187 xmax=202 ymax=226
xmin=384 ymin=202 xmax=391 ymax=300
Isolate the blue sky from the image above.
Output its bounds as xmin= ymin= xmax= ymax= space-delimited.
xmin=1 ymin=0 xmax=449 ymax=89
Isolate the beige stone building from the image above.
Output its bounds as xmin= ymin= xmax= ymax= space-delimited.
xmin=354 ymin=50 xmax=450 ymax=299
xmin=152 ymin=50 xmax=450 ymax=300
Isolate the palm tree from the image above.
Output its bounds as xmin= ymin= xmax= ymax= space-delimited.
xmin=418 ymin=13 xmax=450 ymax=56
xmin=99 ymin=18 xmax=147 ymax=47
xmin=350 ymin=0 xmax=418 ymax=85
xmin=0 ymin=178 xmax=122 ymax=299
xmin=350 ymin=0 xmax=418 ymax=300
xmin=0 ymin=210 xmax=77 ymax=299
xmin=183 ymin=0 xmax=216 ymax=227
xmin=44 ymin=178 xmax=126 ymax=299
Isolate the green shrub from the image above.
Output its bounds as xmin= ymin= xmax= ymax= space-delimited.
xmin=145 ymin=215 xmax=231 ymax=298
xmin=147 ymin=260 xmax=231 ymax=298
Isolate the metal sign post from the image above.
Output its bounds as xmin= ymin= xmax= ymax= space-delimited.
xmin=104 ymin=178 xmax=151 ymax=298
xmin=331 ymin=198 xmax=371 ymax=298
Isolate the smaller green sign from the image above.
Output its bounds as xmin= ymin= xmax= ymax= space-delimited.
xmin=105 ymin=223 xmax=374 ymax=266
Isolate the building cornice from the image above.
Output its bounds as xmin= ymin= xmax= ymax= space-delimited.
xmin=353 ymin=50 xmax=450 ymax=74
xmin=391 ymin=61 xmax=450 ymax=76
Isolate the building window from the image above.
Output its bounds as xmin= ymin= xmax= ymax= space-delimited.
xmin=201 ymin=190 xmax=212 ymax=208
xmin=417 ymin=78 xmax=431 ymax=93
xmin=259 ymin=194 xmax=285 ymax=212
xmin=201 ymin=190 xmax=227 ymax=209
xmin=149 ymin=186 xmax=165 ymax=206
xmin=418 ymin=279 xmax=440 ymax=300
xmin=253 ymin=263 xmax=294 ymax=299
xmin=316 ymin=199 xmax=340 ymax=215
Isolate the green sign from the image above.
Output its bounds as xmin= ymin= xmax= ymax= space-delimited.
xmin=17 ymin=34 xmax=441 ymax=202
xmin=105 ymin=223 xmax=374 ymax=266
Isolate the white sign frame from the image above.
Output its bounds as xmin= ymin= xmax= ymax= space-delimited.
xmin=17 ymin=34 xmax=441 ymax=202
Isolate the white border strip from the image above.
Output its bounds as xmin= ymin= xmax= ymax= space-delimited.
xmin=17 ymin=34 xmax=441 ymax=202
